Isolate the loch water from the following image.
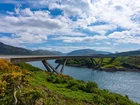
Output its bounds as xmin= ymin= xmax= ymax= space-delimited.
xmin=28 ymin=61 xmax=140 ymax=103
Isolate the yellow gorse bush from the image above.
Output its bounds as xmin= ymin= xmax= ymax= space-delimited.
xmin=0 ymin=59 xmax=30 ymax=104
xmin=0 ymin=59 xmax=11 ymax=72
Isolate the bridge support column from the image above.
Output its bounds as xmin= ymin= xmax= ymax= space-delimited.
xmin=90 ymin=58 xmax=97 ymax=66
xmin=60 ymin=59 xmax=67 ymax=74
xmin=98 ymin=58 xmax=104 ymax=69
xmin=42 ymin=59 xmax=67 ymax=74
xmin=42 ymin=60 xmax=59 ymax=74
xmin=55 ymin=63 xmax=61 ymax=70
xmin=42 ymin=60 xmax=52 ymax=72
xmin=90 ymin=58 xmax=104 ymax=69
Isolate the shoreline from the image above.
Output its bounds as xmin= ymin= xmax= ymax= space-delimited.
xmin=100 ymin=67 xmax=140 ymax=72
xmin=65 ymin=64 xmax=140 ymax=72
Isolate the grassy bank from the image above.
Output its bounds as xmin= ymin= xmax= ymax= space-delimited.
xmin=0 ymin=59 xmax=139 ymax=105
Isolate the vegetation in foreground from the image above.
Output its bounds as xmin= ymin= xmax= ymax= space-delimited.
xmin=0 ymin=59 xmax=139 ymax=105
xmin=56 ymin=56 xmax=140 ymax=71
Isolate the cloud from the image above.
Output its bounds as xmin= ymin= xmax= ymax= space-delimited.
xmin=0 ymin=8 xmax=65 ymax=45
xmin=32 ymin=47 xmax=53 ymax=51
xmin=108 ymin=28 xmax=140 ymax=44
xmin=0 ymin=32 xmax=47 ymax=46
xmin=4 ymin=9 xmax=63 ymax=29
xmin=0 ymin=0 xmax=139 ymax=52
xmin=52 ymin=35 xmax=107 ymax=43
xmin=86 ymin=24 xmax=117 ymax=35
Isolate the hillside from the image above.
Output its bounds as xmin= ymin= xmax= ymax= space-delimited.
xmin=0 ymin=42 xmax=36 ymax=55
xmin=67 ymin=49 xmax=110 ymax=56
xmin=33 ymin=49 xmax=59 ymax=55
xmin=109 ymin=50 xmax=140 ymax=56
xmin=0 ymin=59 xmax=139 ymax=105
xmin=0 ymin=42 xmax=59 ymax=55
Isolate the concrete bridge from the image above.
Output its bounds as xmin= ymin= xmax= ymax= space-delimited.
xmin=0 ymin=55 xmax=116 ymax=74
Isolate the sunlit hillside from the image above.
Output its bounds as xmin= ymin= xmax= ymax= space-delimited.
xmin=0 ymin=59 xmax=139 ymax=105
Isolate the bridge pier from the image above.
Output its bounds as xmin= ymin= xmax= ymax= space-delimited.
xmin=98 ymin=58 xmax=104 ymax=69
xmin=42 ymin=60 xmax=52 ymax=72
xmin=90 ymin=58 xmax=104 ymax=69
xmin=60 ymin=59 xmax=67 ymax=74
xmin=42 ymin=59 xmax=67 ymax=74
xmin=42 ymin=60 xmax=59 ymax=74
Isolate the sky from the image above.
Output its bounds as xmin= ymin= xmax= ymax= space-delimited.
xmin=0 ymin=0 xmax=139 ymax=53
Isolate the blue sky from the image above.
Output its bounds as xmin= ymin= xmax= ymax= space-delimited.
xmin=0 ymin=0 xmax=139 ymax=53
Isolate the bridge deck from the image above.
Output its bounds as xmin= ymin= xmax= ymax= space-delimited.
xmin=0 ymin=55 xmax=115 ymax=63
xmin=0 ymin=55 xmax=117 ymax=74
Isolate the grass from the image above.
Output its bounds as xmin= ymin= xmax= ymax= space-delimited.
xmin=0 ymin=59 xmax=140 ymax=105
xmin=18 ymin=62 xmax=139 ymax=105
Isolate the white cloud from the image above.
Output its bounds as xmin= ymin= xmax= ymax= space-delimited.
xmin=86 ymin=24 xmax=117 ymax=35
xmin=0 ymin=32 xmax=47 ymax=46
xmin=52 ymin=35 xmax=107 ymax=43
xmin=108 ymin=28 xmax=140 ymax=44
xmin=20 ymin=8 xmax=33 ymax=16
xmin=3 ymin=10 xmax=63 ymax=29
xmin=32 ymin=47 xmax=53 ymax=51
xmin=0 ymin=0 xmax=140 ymax=52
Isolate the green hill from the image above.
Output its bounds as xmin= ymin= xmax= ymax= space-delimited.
xmin=0 ymin=42 xmax=59 ymax=55
xmin=0 ymin=59 xmax=139 ymax=105
xmin=0 ymin=42 xmax=36 ymax=55
xmin=108 ymin=50 xmax=140 ymax=57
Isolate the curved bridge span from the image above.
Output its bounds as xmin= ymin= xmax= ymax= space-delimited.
xmin=0 ymin=55 xmax=116 ymax=74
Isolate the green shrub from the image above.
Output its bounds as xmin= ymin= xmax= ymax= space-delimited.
xmin=67 ymin=79 xmax=79 ymax=88
xmin=84 ymin=81 xmax=98 ymax=93
xmin=16 ymin=62 xmax=41 ymax=71
xmin=93 ymin=94 xmax=105 ymax=105
xmin=46 ymin=75 xmax=57 ymax=83
xmin=53 ymin=77 xmax=62 ymax=83
xmin=102 ymin=93 xmax=116 ymax=103
xmin=78 ymin=83 xmax=86 ymax=91
xmin=70 ymin=85 xmax=79 ymax=91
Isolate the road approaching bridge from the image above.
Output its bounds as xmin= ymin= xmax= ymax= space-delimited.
xmin=0 ymin=55 xmax=116 ymax=74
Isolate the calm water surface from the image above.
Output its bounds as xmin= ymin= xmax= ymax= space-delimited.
xmin=28 ymin=61 xmax=140 ymax=103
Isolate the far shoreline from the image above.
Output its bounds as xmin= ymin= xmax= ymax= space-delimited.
xmin=65 ymin=64 xmax=140 ymax=72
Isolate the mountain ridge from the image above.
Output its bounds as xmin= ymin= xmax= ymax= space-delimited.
xmin=0 ymin=42 xmax=139 ymax=56
xmin=0 ymin=42 xmax=57 ymax=55
xmin=0 ymin=42 xmax=36 ymax=55
xmin=67 ymin=49 xmax=111 ymax=56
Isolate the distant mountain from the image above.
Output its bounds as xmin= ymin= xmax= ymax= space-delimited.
xmin=109 ymin=50 xmax=140 ymax=56
xmin=33 ymin=50 xmax=64 ymax=55
xmin=67 ymin=49 xmax=111 ymax=56
xmin=0 ymin=42 xmax=37 ymax=55
xmin=0 ymin=42 xmax=60 ymax=55
xmin=51 ymin=51 xmax=64 ymax=55
xmin=97 ymin=51 xmax=111 ymax=55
